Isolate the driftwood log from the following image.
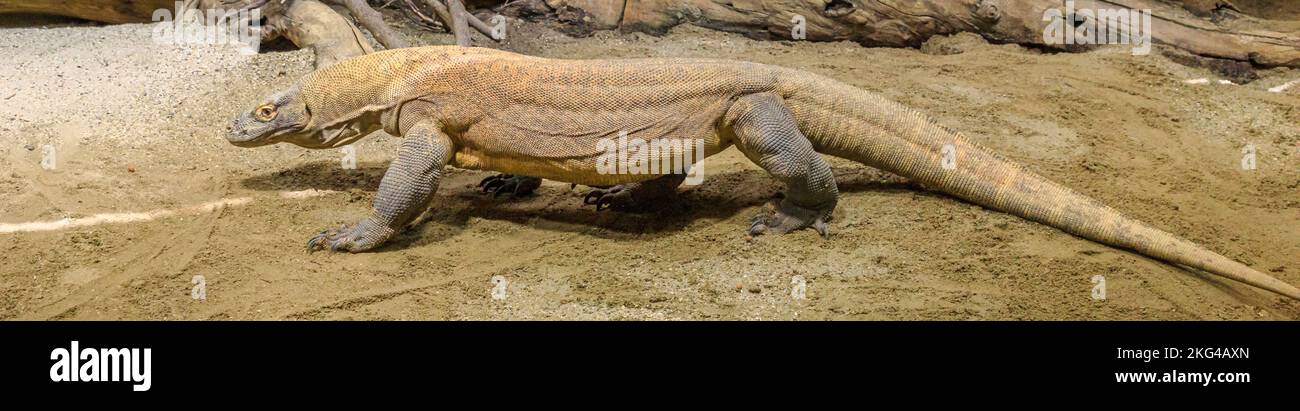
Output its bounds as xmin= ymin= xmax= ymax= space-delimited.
xmin=596 ymin=0 xmax=1300 ymax=69
xmin=0 ymin=0 xmax=177 ymax=24
xmin=0 ymin=0 xmax=503 ymax=67
xmin=2 ymin=0 xmax=1298 ymax=72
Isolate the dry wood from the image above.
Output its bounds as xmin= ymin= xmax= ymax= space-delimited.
xmin=323 ymin=0 xmax=409 ymax=49
xmin=3 ymin=0 xmax=1295 ymax=69
xmin=417 ymin=0 xmax=502 ymax=45
xmin=278 ymin=0 xmax=375 ymax=67
xmin=446 ymin=0 xmax=472 ymax=46
xmin=0 ymin=0 xmax=177 ymax=23
xmin=609 ymin=0 xmax=1300 ymax=68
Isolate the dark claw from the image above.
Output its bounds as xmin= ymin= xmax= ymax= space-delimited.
xmin=583 ymin=185 xmax=623 ymax=210
xmin=746 ymin=199 xmax=832 ymax=239
xmin=307 ymin=233 xmax=325 ymax=252
xmin=308 ymin=232 xmax=330 ymax=253
xmin=479 ymin=174 xmax=537 ymax=198
xmin=481 ymin=179 xmax=507 ymax=193
xmin=478 ymin=174 xmax=506 ymax=189
xmin=583 ymin=190 xmax=603 ymax=205
xmin=479 ymin=174 xmax=510 ymax=194
xmin=748 ymin=215 xmax=768 ymax=236
xmin=307 ymin=224 xmax=353 ymax=253
xmin=492 ymin=183 xmax=515 ymax=198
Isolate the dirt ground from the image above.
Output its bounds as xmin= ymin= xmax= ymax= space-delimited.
xmin=1 ymin=15 xmax=1297 ymax=320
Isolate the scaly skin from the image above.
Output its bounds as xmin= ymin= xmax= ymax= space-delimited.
xmin=226 ymin=46 xmax=1300 ymax=301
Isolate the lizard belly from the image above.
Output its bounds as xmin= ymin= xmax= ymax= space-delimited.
xmin=448 ymin=146 xmax=631 ymax=185
xmin=451 ymin=143 xmax=722 ymax=186
xmin=451 ymin=96 xmax=735 ymax=185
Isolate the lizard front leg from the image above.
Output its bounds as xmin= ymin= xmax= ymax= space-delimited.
xmin=728 ymin=93 xmax=838 ymax=238
xmin=308 ymin=121 xmax=453 ymax=252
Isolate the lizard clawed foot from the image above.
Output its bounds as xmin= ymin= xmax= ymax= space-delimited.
xmin=478 ymin=174 xmax=541 ymax=198
xmin=582 ymin=185 xmax=629 ymax=211
xmin=748 ymin=198 xmax=833 ymax=239
xmin=306 ymin=220 xmax=390 ymax=253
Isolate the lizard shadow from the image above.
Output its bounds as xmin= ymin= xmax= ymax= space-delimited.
xmin=239 ymin=161 xmax=921 ymax=252
xmin=240 ymin=161 xmax=390 ymax=193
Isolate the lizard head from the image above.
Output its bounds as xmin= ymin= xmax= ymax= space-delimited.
xmin=228 ymin=84 xmax=385 ymax=149
xmin=227 ymin=86 xmax=313 ymax=148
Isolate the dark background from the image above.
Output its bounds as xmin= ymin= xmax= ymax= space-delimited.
xmin=0 ymin=321 xmax=1291 ymax=399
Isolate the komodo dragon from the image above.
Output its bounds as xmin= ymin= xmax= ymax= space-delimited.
xmin=226 ymin=46 xmax=1300 ymax=301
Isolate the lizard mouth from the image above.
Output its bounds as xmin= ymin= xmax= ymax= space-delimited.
xmin=227 ymin=133 xmax=273 ymax=147
xmin=226 ymin=121 xmax=305 ymax=147
xmin=227 ymin=132 xmax=278 ymax=147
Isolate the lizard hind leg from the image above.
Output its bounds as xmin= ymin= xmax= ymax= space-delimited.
xmin=478 ymin=174 xmax=542 ymax=198
xmin=727 ymin=93 xmax=839 ymax=238
xmin=582 ymin=173 xmax=687 ymax=211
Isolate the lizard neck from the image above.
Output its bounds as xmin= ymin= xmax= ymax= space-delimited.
xmin=299 ymin=46 xmax=501 ymax=136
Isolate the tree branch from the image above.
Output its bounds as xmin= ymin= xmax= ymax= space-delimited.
xmin=324 ymin=0 xmax=410 ymax=49
xmin=446 ymin=0 xmax=472 ymax=46
xmin=418 ymin=0 xmax=500 ymax=46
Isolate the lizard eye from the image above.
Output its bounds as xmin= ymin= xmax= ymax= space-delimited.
xmin=254 ymin=104 xmax=277 ymax=122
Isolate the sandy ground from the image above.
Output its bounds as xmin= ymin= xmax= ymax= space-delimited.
xmin=1 ymin=16 xmax=1298 ymax=320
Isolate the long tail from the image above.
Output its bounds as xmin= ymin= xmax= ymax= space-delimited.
xmin=780 ymin=74 xmax=1300 ymax=300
